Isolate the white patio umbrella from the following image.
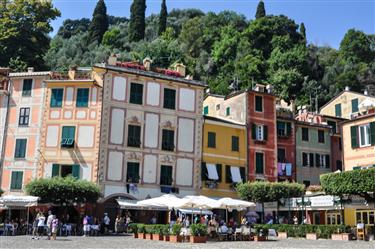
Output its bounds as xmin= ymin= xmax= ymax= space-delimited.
xmin=175 ymin=195 xmax=221 ymax=222
xmin=217 ymin=197 xmax=256 ymax=222
xmin=137 ymin=194 xmax=184 ymax=209
xmin=359 ymin=99 xmax=375 ymax=109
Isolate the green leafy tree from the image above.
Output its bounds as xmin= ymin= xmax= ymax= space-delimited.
xmin=57 ymin=18 xmax=91 ymax=39
xmin=129 ymin=0 xmax=147 ymax=42
xmin=339 ymin=29 xmax=374 ymax=64
xmin=88 ymin=0 xmax=109 ymax=44
xmin=0 ymin=0 xmax=60 ymax=69
xmin=255 ymin=0 xmax=266 ymax=19
xmin=102 ymin=28 xmax=122 ymax=49
xmin=158 ymin=0 xmax=167 ymax=35
xmin=8 ymin=56 xmax=28 ymax=72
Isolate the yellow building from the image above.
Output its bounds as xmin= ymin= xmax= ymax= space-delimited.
xmin=201 ymin=116 xmax=247 ymax=198
xmin=320 ymin=87 xmax=375 ymax=119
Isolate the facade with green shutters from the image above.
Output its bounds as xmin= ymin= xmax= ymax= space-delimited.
xmin=295 ymin=121 xmax=332 ymax=186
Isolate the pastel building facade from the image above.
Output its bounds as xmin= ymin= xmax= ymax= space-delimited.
xmin=38 ymin=68 xmax=102 ymax=183
xmin=93 ymin=58 xmax=206 ymax=203
xmin=0 ymin=68 xmax=10 ymax=183
xmin=1 ymin=69 xmax=50 ymax=194
xmin=201 ymin=116 xmax=247 ymax=198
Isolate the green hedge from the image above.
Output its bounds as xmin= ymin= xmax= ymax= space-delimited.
xmin=137 ymin=224 xmax=171 ymax=235
xmin=254 ymin=224 xmax=351 ymax=239
xmin=190 ymin=224 xmax=207 ymax=236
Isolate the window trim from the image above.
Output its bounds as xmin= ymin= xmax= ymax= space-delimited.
xmin=359 ymin=124 xmax=371 ymax=147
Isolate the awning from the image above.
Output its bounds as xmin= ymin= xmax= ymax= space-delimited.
xmin=0 ymin=195 xmax=39 ymax=208
xmin=206 ymin=164 xmax=219 ymax=180
xmin=178 ymin=208 xmax=213 ymax=215
xmin=230 ymin=166 xmax=242 ymax=183
xmin=117 ymin=199 xmax=167 ymax=211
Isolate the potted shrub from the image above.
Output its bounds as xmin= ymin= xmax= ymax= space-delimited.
xmin=306 ymin=225 xmax=318 ymax=240
xmin=152 ymin=225 xmax=164 ymax=241
xmin=129 ymin=223 xmax=138 ymax=238
xmin=169 ymin=224 xmax=182 ymax=243
xmin=137 ymin=224 xmax=146 ymax=239
xmin=277 ymin=225 xmax=288 ymax=239
xmin=163 ymin=225 xmax=170 ymax=241
xmin=190 ymin=224 xmax=207 ymax=243
xmin=145 ymin=225 xmax=153 ymax=240
xmin=254 ymin=226 xmax=268 ymax=241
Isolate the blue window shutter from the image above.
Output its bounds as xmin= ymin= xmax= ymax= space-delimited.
xmin=51 ymin=88 xmax=63 ymax=107
xmin=335 ymin=104 xmax=342 ymax=117
xmin=351 ymin=99 xmax=359 ymax=113
xmin=72 ymin=165 xmax=80 ymax=179
xmin=52 ymin=164 xmax=60 ymax=177
xmin=203 ymin=106 xmax=208 ymax=115
xmin=76 ymin=88 xmax=89 ymax=107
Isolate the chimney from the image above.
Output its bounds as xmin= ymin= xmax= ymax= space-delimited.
xmin=107 ymin=54 xmax=117 ymax=66
xmin=143 ymin=57 xmax=152 ymax=71
xmin=364 ymin=89 xmax=368 ymax=96
xmin=174 ymin=63 xmax=186 ymax=77
xmin=253 ymin=84 xmax=265 ymax=93
xmin=27 ymin=67 xmax=34 ymax=73
xmin=266 ymin=84 xmax=273 ymax=94
xmin=345 ymin=86 xmax=350 ymax=91
xmin=68 ymin=65 xmax=77 ymax=80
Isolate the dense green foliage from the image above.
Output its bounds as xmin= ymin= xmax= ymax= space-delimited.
xmin=171 ymin=223 xmax=182 ymax=235
xmin=25 ymin=176 xmax=101 ymax=205
xmin=88 ymin=0 xmax=109 ymax=43
xmin=129 ymin=0 xmax=146 ymax=41
xmin=254 ymin=224 xmax=350 ymax=238
xmin=0 ymin=0 xmax=60 ymax=70
xmin=320 ymin=168 xmax=375 ymax=201
xmin=190 ymin=224 xmax=208 ymax=236
xmin=159 ymin=0 xmax=167 ymax=35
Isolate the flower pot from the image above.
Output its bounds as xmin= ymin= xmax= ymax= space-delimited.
xmin=153 ymin=234 xmax=163 ymax=241
xmin=331 ymin=234 xmax=342 ymax=240
xmin=145 ymin=233 xmax=153 ymax=240
xmin=133 ymin=233 xmax=139 ymax=239
xmin=169 ymin=235 xmax=182 ymax=243
xmin=139 ymin=233 xmax=146 ymax=239
xmin=254 ymin=235 xmax=267 ymax=241
xmin=190 ymin=236 xmax=207 ymax=243
xmin=164 ymin=235 xmax=170 ymax=241
xmin=306 ymin=233 xmax=318 ymax=240
xmin=278 ymin=232 xmax=288 ymax=239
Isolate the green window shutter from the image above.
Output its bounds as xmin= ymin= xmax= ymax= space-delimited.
xmin=325 ymin=155 xmax=330 ymax=169
xmin=315 ymin=154 xmax=320 ymax=167
xmin=255 ymin=153 xmax=264 ymax=174
xmin=231 ymin=136 xmax=239 ymax=151
xmin=216 ymin=164 xmax=222 ymax=182
xmin=50 ymin=88 xmax=63 ymax=107
xmin=203 ymin=106 xmax=208 ymax=115
xmin=72 ymin=164 xmax=80 ymax=179
xmin=130 ymin=83 xmax=143 ymax=105
xmin=14 ymin=139 xmax=27 ymax=158
xmin=52 ymin=164 xmax=60 ymax=177
xmin=61 ymin=126 xmax=76 ymax=147
xmin=263 ymin=125 xmax=268 ymax=141
xmin=76 ymin=88 xmax=89 ymax=107
xmin=351 ymin=98 xmax=359 ymax=113
xmin=11 ymin=171 xmax=23 ymax=190
xmin=251 ymin=124 xmax=256 ymax=140
xmin=127 ymin=125 xmax=141 ymax=147
xmin=239 ymin=167 xmax=245 ymax=182
xmin=226 ymin=107 xmax=230 ymax=116
xmin=127 ymin=162 xmax=140 ymax=182
xmin=286 ymin=122 xmax=292 ymax=136
xmin=302 ymin=153 xmax=307 ymax=166
xmin=207 ymin=132 xmax=216 ymax=148
xmin=309 ymin=153 xmax=314 ymax=167
xmin=160 ymin=165 xmax=172 ymax=185
xmin=163 ymin=88 xmax=176 ymax=109
xmin=225 ymin=165 xmax=231 ymax=183
xmin=335 ymin=103 xmax=342 ymax=117
xmin=370 ymin=122 xmax=375 ymax=146
xmin=201 ymin=162 xmax=207 ymax=180
xmin=255 ymin=96 xmax=263 ymax=112
xmin=351 ymin=125 xmax=359 ymax=148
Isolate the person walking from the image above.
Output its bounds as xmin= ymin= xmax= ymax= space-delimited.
xmin=103 ymin=213 xmax=110 ymax=235
xmin=46 ymin=211 xmax=54 ymax=240
xmin=32 ymin=212 xmax=41 ymax=239
xmin=51 ymin=215 xmax=58 ymax=240
xmin=83 ymin=215 xmax=90 ymax=237
xmin=37 ymin=212 xmax=46 ymax=240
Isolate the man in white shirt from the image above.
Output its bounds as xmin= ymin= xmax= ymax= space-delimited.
xmin=103 ymin=213 xmax=110 ymax=234
xmin=37 ymin=213 xmax=46 ymax=240
xmin=46 ymin=211 xmax=54 ymax=240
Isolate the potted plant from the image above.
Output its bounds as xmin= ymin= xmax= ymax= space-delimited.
xmin=254 ymin=226 xmax=268 ymax=241
xmin=152 ymin=225 xmax=164 ymax=241
xmin=277 ymin=225 xmax=288 ymax=239
xmin=145 ymin=225 xmax=153 ymax=240
xmin=190 ymin=224 xmax=207 ymax=243
xmin=137 ymin=224 xmax=146 ymax=239
xmin=306 ymin=226 xmax=318 ymax=240
xmin=129 ymin=223 xmax=138 ymax=238
xmin=163 ymin=225 xmax=170 ymax=241
xmin=169 ymin=224 xmax=182 ymax=243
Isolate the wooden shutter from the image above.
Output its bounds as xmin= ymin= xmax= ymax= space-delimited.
xmin=255 ymin=153 xmax=264 ymax=174
xmin=263 ymin=125 xmax=268 ymax=141
xmin=201 ymin=162 xmax=207 ymax=180
xmin=203 ymin=106 xmax=208 ymax=115
xmin=335 ymin=104 xmax=341 ymax=117
xmin=72 ymin=164 xmax=80 ymax=179
xmin=351 ymin=99 xmax=359 ymax=113
xmin=315 ymin=154 xmax=320 ymax=167
xmin=225 ymin=165 xmax=231 ymax=183
xmin=370 ymin=122 xmax=375 ymax=146
xmin=251 ymin=124 xmax=256 ymax=140
xmin=52 ymin=164 xmax=60 ymax=177
xmin=325 ymin=155 xmax=330 ymax=169
xmin=11 ymin=171 xmax=23 ymax=190
xmin=286 ymin=122 xmax=292 ymax=136
xmin=309 ymin=153 xmax=314 ymax=167
xmin=351 ymin=125 xmax=359 ymax=148
xmin=216 ymin=164 xmax=222 ymax=182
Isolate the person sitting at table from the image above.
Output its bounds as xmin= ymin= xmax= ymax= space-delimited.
xmin=207 ymin=217 xmax=218 ymax=237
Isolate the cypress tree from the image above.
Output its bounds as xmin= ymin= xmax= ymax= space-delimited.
xmin=158 ymin=0 xmax=167 ymax=35
xmin=88 ymin=0 xmax=109 ymax=44
xmin=129 ymin=0 xmax=147 ymax=42
xmin=300 ymin=22 xmax=307 ymax=43
xmin=255 ymin=0 xmax=266 ymax=19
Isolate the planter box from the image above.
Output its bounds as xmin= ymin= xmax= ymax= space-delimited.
xmin=164 ymin=235 xmax=170 ymax=242
xmin=254 ymin=236 xmax=266 ymax=241
xmin=139 ymin=233 xmax=146 ymax=239
xmin=331 ymin=234 xmax=342 ymax=240
xmin=153 ymin=234 xmax=163 ymax=241
xmin=169 ymin=235 xmax=182 ymax=243
xmin=133 ymin=233 xmax=139 ymax=239
xmin=306 ymin=233 xmax=318 ymax=240
xmin=341 ymin=233 xmax=351 ymax=241
xmin=145 ymin=234 xmax=153 ymax=240
xmin=190 ymin=236 xmax=207 ymax=243
xmin=278 ymin=232 xmax=288 ymax=239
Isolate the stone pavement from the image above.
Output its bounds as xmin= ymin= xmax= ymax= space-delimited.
xmin=0 ymin=235 xmax=374 ymax=249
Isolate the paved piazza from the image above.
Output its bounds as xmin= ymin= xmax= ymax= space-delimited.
xmin=0 ymin=235 xmax=374 ymax=249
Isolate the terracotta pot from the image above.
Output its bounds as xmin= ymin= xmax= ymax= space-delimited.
xmin=169 ymin=235 xmax=182 ymax=243
xmin=153 ymin=234 xmax=163 ymax=241
xmin=254 ymin=235 xmax=266 ymax=241
xmin=133 ymin=233 xmax=138 ymax=239
xmin=164 ymin=235 xmax=170 ymax=241
xmin=331 ymin=234 xmax=342 ymax=240
xmin=278 ymin=232 xmax=287 ymax=239
xmin=306 ymin=233 xmax=317 ymax=240
xmin=190 ymin=236 xmax=207 ymax=243
xmin=145 ymin=233 xmax=153 ymax=240
xmin=139 ymin=233 xmax=146 ymax=239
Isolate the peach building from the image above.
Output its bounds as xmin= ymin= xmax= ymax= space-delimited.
xmin=38 ymin=68 xmax=102 ymax=183
xmin=1 ymin=68 xmax=50 ymax=194
xmin=0 ymin=68 xmax=10 ymax=182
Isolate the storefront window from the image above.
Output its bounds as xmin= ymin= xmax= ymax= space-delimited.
xmin=356 ymin=212 xmax=362 ymax=223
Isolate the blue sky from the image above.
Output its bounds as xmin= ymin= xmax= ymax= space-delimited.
xmin=51 ymin=0 xmax=375 ymax=49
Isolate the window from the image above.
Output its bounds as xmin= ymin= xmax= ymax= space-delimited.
xmin=252 ymin=124 xmax=268 ymax=141
xmin=126 ymin=162 xmax=140 ymax=183
xmin=50 ymin=88 xmax=63 ymax=107
xmin=18 ymin=107 xmax=30 ymax=126
xmin=216 ymin=104 xmax=220 ymax=110
xmin=163 ymin=88 xmax=176 ymax=109
xmin=225 ymin=165 xmax=244 ymax=183
xmin=335 ymin=103 xmax=342 ymax=117
xmin=22 ymin=79 xmax=32 ymax=96
xmin=160 ymin=165 xmax=173 ymax=185
xmin=352 ymin=98 xmax=359 ymax=113
xmin=207 ymin=132 xmax=216 ymax=148
xmin=336 ymin=160 xmax=342 ymax=171
xmin=162 ymin=129 xmax=174 ymax=151
xmin=52 ymin=164 xmax=80 ymax=178
xmin=359 ymin=124 xmax=370 ymax=147
xmin=277 ymin=121 xmax=292 ymax=137
xmin=318 ymin=130 xmax=325 ymax=143
xmin=61 ymin=126 xmax=75 ymax=148
xmin=226 ymin=107 xmax=230 ymax=116
xmin=309 ymin=153 xmax=314 ymax=167
xmin=302 ymin=152 xmax=308 ymax=166
xmin=327 ymin=120 xmax=337 ymax=134
xmin=231 ymin=136 xmax=239 ymax=151
xmin=76 ymin=88 xmax=89 ymax=107
xmin=255 ymin=95 xmax=263 ymax=112
xmin=303 ymin=180 xmax=311 ymax=188
xmin=14 ymin=139 xmax=27 ymax=158
xmin=127 ymin=125 xmax=141 ymax=147
xmin=129 ymin=83 xmax=143 ymax=105
xmin=203 ymin=106 xmax=208 ymax=115
xmin=302 ymin=127 xmax=309 ymax=141
xmin=278 ymin=148 xmax=286 ymax=163
xmin=255 ymin=152 xmax=264 ymax=174
xmin=10 ymin=171 xmax=23 ymax=190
